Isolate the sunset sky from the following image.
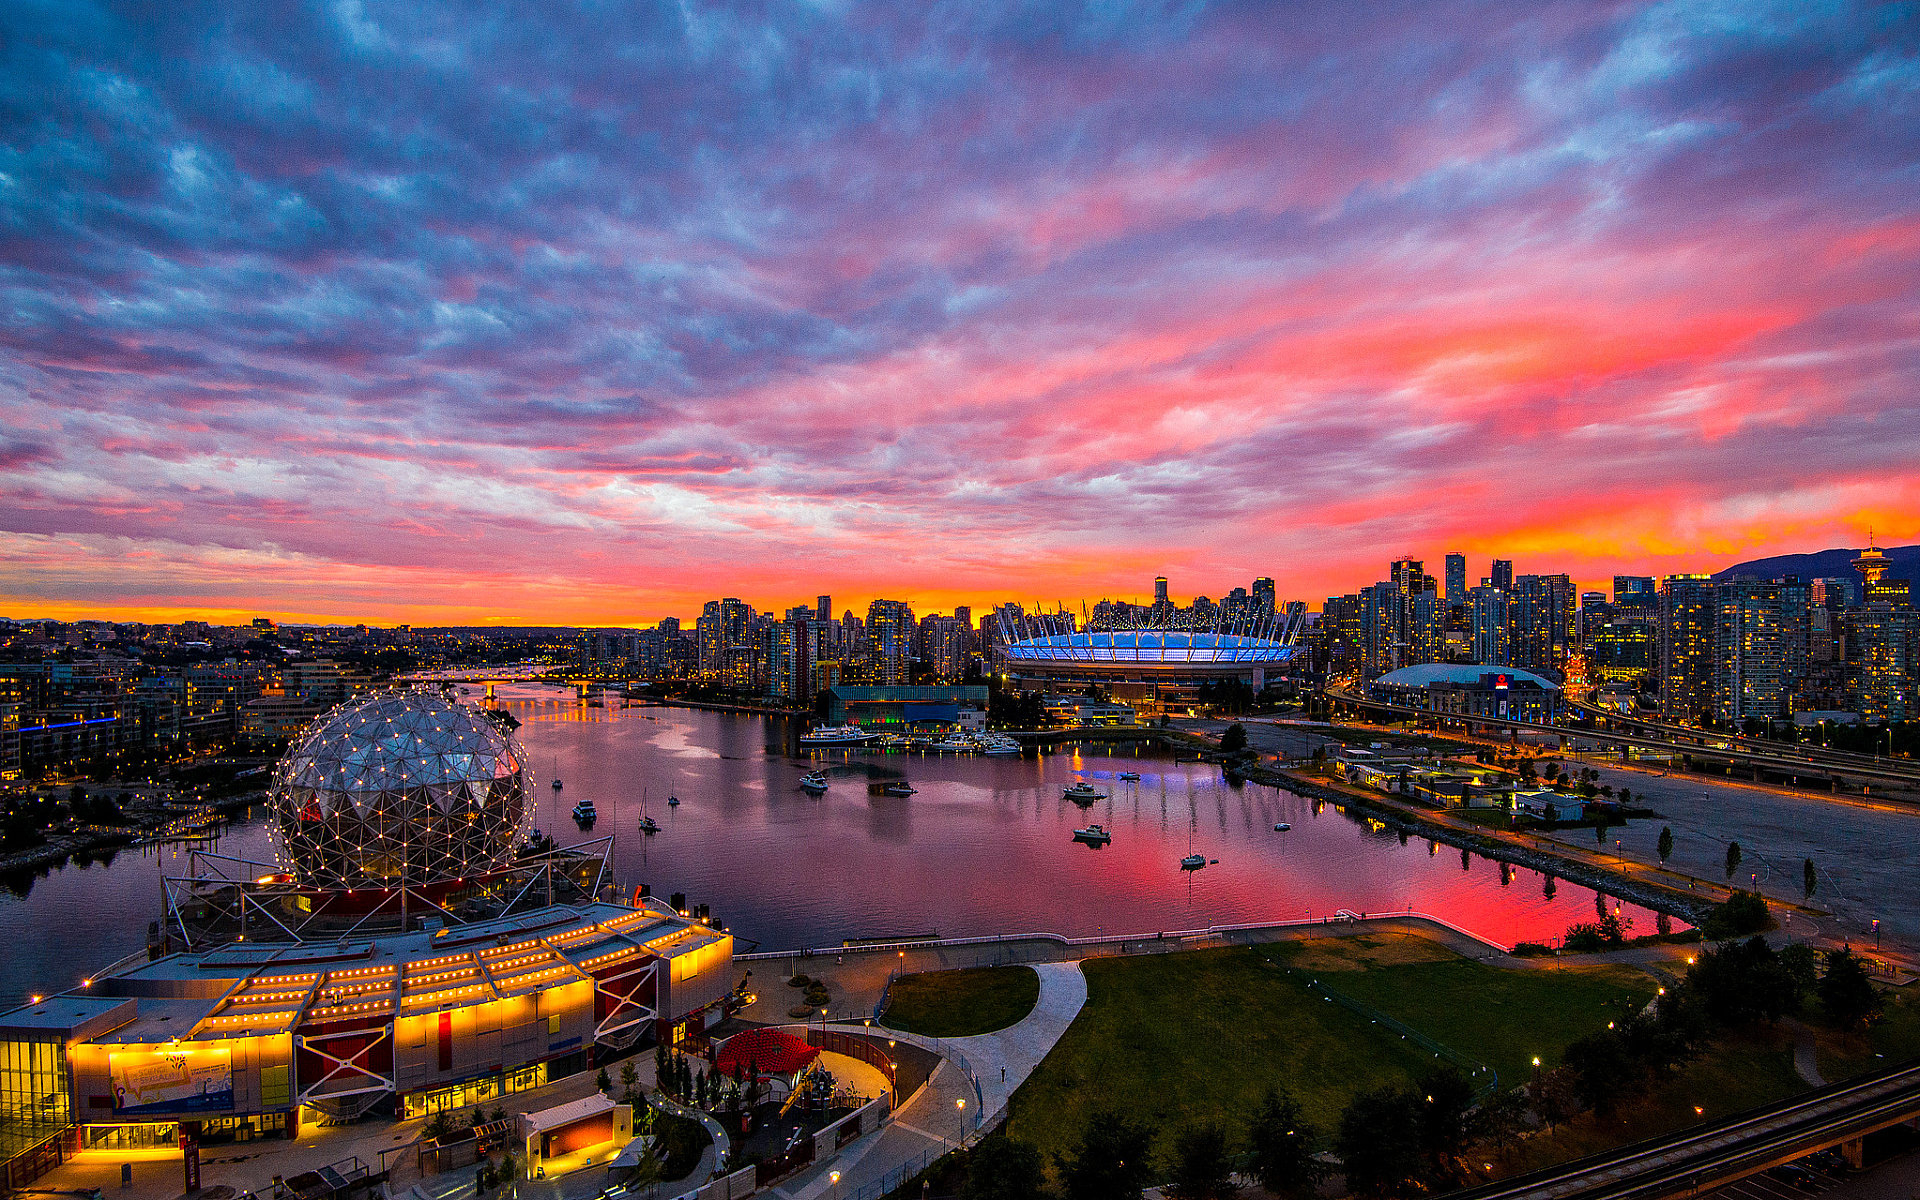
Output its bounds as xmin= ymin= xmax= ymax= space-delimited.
xmin=2 ymin=1 xmax=1917 ymax=627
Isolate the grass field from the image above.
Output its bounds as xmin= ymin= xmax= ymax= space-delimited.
xmin=880 ymin=964 xmax=1040 ymax=1037
xmin=1003 ymin=946 xmax=1433 ymax=1172
xmin=1275 ymin=936 xmax=1658 ymax=1086
xmin=1002 ymin=934 xmax=1659 ymax=1177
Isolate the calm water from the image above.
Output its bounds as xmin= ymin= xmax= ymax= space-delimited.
xmin=0 ymin=688 xmax=1666 ymax=1003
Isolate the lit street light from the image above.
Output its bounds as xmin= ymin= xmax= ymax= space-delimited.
xmin=955 ymin=1097 xmax=967 ymax=1142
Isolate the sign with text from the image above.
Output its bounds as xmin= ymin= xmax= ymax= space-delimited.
xmin=110 ymin=1048 xmax=233 ymax=1115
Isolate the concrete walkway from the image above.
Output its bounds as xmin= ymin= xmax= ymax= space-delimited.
xmin=769 ymin=962 xmax=1088 ymax=1200
xmin=948 ymin=962 xmax=1088 ymax=1130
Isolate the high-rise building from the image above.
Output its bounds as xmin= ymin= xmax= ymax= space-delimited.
xmin=1470 ymin=586 xmax=1509 ymax=666
xmin=866 ymin=600 xmax=916 ymax=685
xmin=1390 ymin=558 xmax=1433 ymax=595
xmin=1846 ymin=607 xmax=1914 ymax=721
xmin=816 ymin=595 xmax=831 ymax=622
xmin=1444 ymin=554 xmax=1466 ymax=603
xmin=1613 ymin=576 xmax=1656 ymax=601
xmin=1712 ymin=582 xmax=1790 ymax=722
xmin=695 ymin=598 xmax=754 ymax=678
xmin=919 ymin=615 xmax=970 ymax=682
xmin=1661 ymin=575 xmax=1716 ymax=725
xmin=1491 ymin=559 xmax=1514 ymax=593
xmin=1408 ymin=590 xmax=1446 ymax=665
xmin=1847 ymin=537 xmax=1915 ymax=720
xmin=1507 ymin=575 xmax=1573 ymax=673
xmin=1252 ymin=577 xmax=1276 ymax=617
xmin=1154 ymin=577 xmax=1170 ymax=604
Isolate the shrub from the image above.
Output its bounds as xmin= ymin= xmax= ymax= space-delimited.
xmin=1700 ymin=891 xmax=1774 ymax=941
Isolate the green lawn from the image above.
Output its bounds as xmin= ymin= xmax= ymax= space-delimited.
xmin=1004 ymin=947 xmax=1435 ymax=1173
xmin=1003 ymin=935 xmax=1658 ymax=1178
xmin=880 ymin=964 xmax=1040 ymax=1037
xmin=1280 ymin=946 xmax=1657 ymax=1086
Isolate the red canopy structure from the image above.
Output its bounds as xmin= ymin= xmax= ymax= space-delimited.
xmin=713 ymin=1028 xmax=821 ymax=1078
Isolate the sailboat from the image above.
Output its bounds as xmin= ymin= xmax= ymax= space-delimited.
xmin=638 ymin=788 xmax=659 ymax=835
xmin=551 ymin=756 xmax=563 ymax=791
xmin=1180 ymin=803 xmax=1210 ymax=870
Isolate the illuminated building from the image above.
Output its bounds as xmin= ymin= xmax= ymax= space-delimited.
xmin=999 ymin=612 xmax=1305 ymax=716
xmin=0 ymin=689 xmax=738 ymax=1171
xmin=865 ymin=600 xmax=916 ymax=686
xmin=1661 ymin=575 xmax=1716 ymax=725
xmin=271 ymin=690 xmax=530 ymax=889
xmin=1444 ymin=554 xmax=1466 ymax=603
xmin=0 ymin=898 xmax=734 ymax=1143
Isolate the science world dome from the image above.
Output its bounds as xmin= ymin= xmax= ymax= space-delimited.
xmin=270 ymin=688 xmax=533 ymax=889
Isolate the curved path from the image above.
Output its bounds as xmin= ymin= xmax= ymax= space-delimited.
xmin=771 ymin=962 xmax=1087 ymax=1200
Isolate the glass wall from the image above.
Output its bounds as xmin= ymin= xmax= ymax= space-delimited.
xmin=0 ymin=1038 xmax=69 ymax=1153
xmin=400 ymin=1061 xmax=548 ymax=1121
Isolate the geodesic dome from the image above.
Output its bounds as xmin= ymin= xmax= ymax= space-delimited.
xmin=270 ymin=688 xmax=532 ymax=888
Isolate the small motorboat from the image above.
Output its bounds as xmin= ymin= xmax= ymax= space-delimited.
xmin=666 ymin=795 xmax=680 ymax=807
xmin=1073 ymin=824 xmax=1112 ymax=846
xmin=570 ymin=799 xmax=597 ymax=824
xmin=882 ymin=781 xmax=917 ymax=796
xmin=638 ymin=815 xmax=660 ymax=835
xmin=799 ymin=771 xmax=830 ymax=794
xmin=1273 ymin=822 xmax=1291 ymax=832
xmin=1117 ymin=771 xmax=1141 ymax=781
xmin=1180 ymin=853 xmax=1208 ymax=871
xmin=1063 ymin=781 xmax=1106 ymax=806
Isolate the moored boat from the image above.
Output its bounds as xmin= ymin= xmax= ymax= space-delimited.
xmin=1073 ymin=824 xmax=1112 ymax=846
xmin=1063 ymin=781 xmax=1105 ymax=805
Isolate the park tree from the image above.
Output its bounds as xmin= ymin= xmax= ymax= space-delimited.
xmin=1803 ymin=858 xmax=1818 ymax=899
xmin=1247 ymin=1087 xmax=1322 ymax=1198
xmin=1167 ymin=1123 xmax=1237 ymax=1199
xmin=1416 ymin=1065 xmax=1476 ymax=1179
xmin=1061 ymin=1111 xmax=1155 ymax=1200
xmin=1561 ymin=1030 xmax=1639 ymax=1116
xmin=1657 ymin=826 xmax=1673 ymax=863
xmin=1337 ymin=1087 xmax=1424 ymax=1197
xmin=1820 ymin=949 xmax=1884 ymax=1029
xmin=1687 ymin=937 xmax=1802 ymax=1025
xmin=1724 ymin=841 xmax=1742 ymax=879
xmin=1220 ymin=723 xmax=1248 ymax=753
xmin=596 ymin=1067 xmax=611 ymax=1094
xmin=961 ymin=1137 xmax=1047 ymax=1200
xmin=620 ymin=1060 xmax=639 ymax=1104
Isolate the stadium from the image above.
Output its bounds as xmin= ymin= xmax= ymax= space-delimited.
xmin=997 ymin=615 xmax=1307 ymax=716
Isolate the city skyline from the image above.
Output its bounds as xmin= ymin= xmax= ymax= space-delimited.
xmin=3 ymin=3 xmax=1917 ymax=626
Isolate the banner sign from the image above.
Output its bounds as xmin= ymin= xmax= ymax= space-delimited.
xmin=110 ymin=1048 xmax=234 ymax=1115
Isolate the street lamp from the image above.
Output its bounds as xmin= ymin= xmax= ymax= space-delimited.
xmin=955 ymin=1097 xmax=967 ymax=1141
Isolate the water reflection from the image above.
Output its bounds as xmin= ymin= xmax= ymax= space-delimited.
xmin=0 ymin=689 xmax=1671 ymax=1002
